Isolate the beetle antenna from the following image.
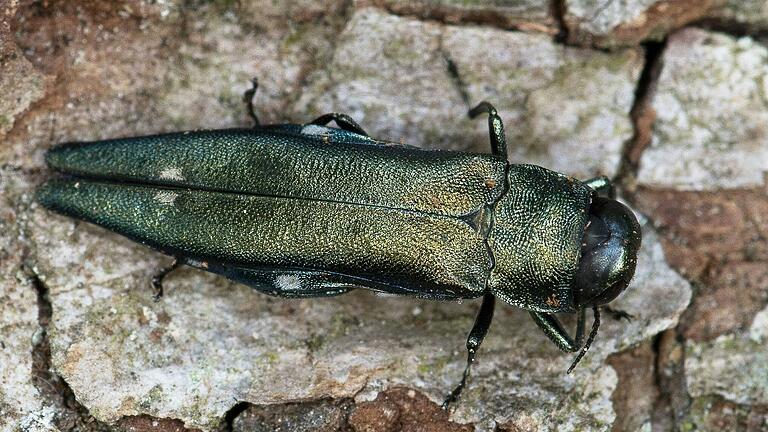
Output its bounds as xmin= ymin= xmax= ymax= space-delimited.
xmin=566 ymin=306 xmax=600 ymax=374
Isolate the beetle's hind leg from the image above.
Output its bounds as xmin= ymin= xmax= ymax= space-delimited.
xmin=468 ymin=101 xmax=507 ymax=158
xmin=442 ymin=292 xmax=495 ymax=409
xmin=151 ymin=258 xmax=180 ymax=301
xmin=309 ymin=113 xmax=368 ymax=136
xmin=243 ymin=77 xmax=261 ymax=127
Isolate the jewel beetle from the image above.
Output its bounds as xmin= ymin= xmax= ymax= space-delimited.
xmin=37 ymin=80 xmax=642 ymax=406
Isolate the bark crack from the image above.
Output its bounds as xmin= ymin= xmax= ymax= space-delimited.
xmin=26 ymin=266 xmax=112 ymax=432
xmin=223 ymin=401 xmax=251 ymax=432
xmin=693 ymin=15 xmax=768 ymax=40
xmin=27 ymin=266 xmax=197 ymax=430
xmin=614 ymin=39 xmax=667 ymax=199
xmin=370 ymin=1 xmax=559 ymax=35
xmin=551 ymin=0 xmax=569 ymax=44
xmin=438 ymin=31 xmax=471 ymax=108
xmin=650 ymin=329 xmax=692 ymax=430
xmin=283 ymin=0 xmax=358 ymax=121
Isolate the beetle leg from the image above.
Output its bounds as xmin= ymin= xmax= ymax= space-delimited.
xmin=529 ymin=311 xmax=578 ymax=353
xmin=309 ymin=113 xmax=368 ymax=136
xmin=243 ymin=77 xmax=261 ymax=127
xmin=530 ymin=308 xmax=601 ymax=373
xmin=566 ymin=307 xmax=600 ymax=373
xmin=584 ymin=176 xmax=615 ymax=198
xmin=468 ymin=101 xmax=507 ymax=158
xmin=151 ymin=259 xmax=180 ymax=301
xmin=574 ymin=307 xmax=586 ymax=348
xmin=602 ymin=305 xmax=633 ymax=321
xmin=442 ymin=292 xmax=495 ymax=409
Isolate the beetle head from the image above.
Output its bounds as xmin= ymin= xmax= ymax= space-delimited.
xmin=573 ymin=196 xmax=641 ymax=308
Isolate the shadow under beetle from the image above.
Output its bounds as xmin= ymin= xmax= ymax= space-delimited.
xmin=37 ymin=80 xmax=642 ymax=407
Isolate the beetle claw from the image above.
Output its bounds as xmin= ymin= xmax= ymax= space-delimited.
xmin=442 ymin=352 xmax=474 ymax=409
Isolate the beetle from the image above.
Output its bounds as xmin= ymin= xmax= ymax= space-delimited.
xmin=37 ymin=80 xmax=641 ymax=406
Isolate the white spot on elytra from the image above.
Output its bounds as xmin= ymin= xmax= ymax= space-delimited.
xmin=275 ymin=274 xmax=301 ymax=291
xmin=300 ymin=124 xmax=331 ymax=137
xmin=153 ymin=191 xmax=178 ymax=206
xmin=185 ymin=259 xmax=209 ymax=269
xmin=159 ymin=167 xmax=185 ymax=181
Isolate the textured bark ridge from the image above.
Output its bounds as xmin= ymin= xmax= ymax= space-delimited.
xmin=2 ymin=1 xmax=767 ymax=431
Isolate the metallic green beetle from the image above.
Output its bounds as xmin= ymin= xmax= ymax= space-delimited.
xmin=37 ymin=85 xmax=641 ymax=406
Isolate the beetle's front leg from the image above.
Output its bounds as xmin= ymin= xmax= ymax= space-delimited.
xmin=468 ymin=101 xmax=507 ymax=158
xmin=442 ymin=292 xmax=495 ymax=409
xmin=529 ymin=310 xmax=581 ymax=353
xmin=151 ymin=258 xmax=180 ymax=301
xmin=309 ymin=113 xmax=368 ymax=136
xmin=530 ymin=307 xmax=601 ymax=373
xmin=584 ymin=176 xmax=615 ymax=198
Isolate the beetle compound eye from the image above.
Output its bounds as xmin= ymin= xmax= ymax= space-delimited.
xmin=573 ymin=197 xmax=642 ymax=308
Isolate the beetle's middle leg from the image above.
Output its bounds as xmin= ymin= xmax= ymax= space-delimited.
xmin=442 ymin=292 xmax=495 ymax=409
xmin=468 ymin=101 xmax=508 ymax=158
xmin=151 ymin=258 xmax=180 ymax=301
xmin=309 ymin=113 xmax=368 ymax=136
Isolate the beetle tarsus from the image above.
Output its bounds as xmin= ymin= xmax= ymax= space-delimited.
xmin=243 ymin=77 xmax=261 ymax=127
xmin=468 ymin=101 xmax=507 ymax=158
xmin=443 ymin=293 xmax=495 ymax=408
xmin=151 ymin=259 xmax=180 ymax=301
xmin=567 ymin=307 xmax=600 ymax=374
xmin=574 ymin=307 xmax=586 ymax=347
xmin=442 ymin=352 xmax=474 ymax=410
xmin=602 ymin=305 xmax=633 ymax=322
xmin=310 ymin=113 xmax=368 ymax=136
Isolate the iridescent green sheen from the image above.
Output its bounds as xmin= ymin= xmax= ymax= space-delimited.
xmin=37 ymin=126 xmax=590 ymax=311
xmin=489 ymin=165 xmax=591 ymax=313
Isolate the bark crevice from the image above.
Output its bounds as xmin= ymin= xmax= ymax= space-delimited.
xmin=615 ymin=39 xmax=666 ymax=198
xmin=27 ymin=267 xmax=112 ymax=431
